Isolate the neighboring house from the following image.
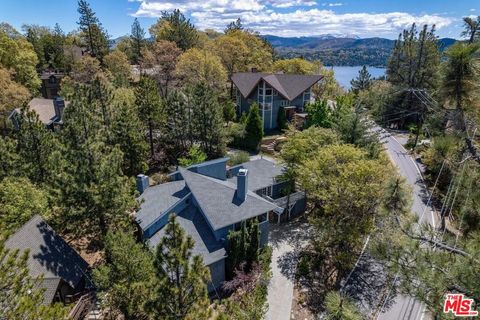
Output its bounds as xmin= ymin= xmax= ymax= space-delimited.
xmin=40 ymin=70 xmax=65 ymax=99
xmin=9 ymin=97 xmax=68 ymax=129
xmin=231 ymin=71 xmax=323 ymax=131
xmin=134 ymin=157 xmax=306 ymax=292
xmin=4 ymin=215 xmax=90 ymax=305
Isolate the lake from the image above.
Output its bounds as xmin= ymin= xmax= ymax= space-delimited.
xmin=330 ymin=66 xmax=386 ymax=89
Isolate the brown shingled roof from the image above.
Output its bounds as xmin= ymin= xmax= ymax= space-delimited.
xmin=231 ymin=72 xmax=323 ymax=101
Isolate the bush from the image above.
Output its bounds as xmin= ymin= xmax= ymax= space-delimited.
xmin=228 ymin=151 xmax=250 ymax=166
xmin=178 ymin=145 xmax=207 ymax=167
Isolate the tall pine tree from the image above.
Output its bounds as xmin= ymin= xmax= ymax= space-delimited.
xmin=130 ymin=18 xmax=145 ymax=65
xmin=135 ymin=75 xmax=164 ymax=159
xmin=149 ymin=214 xmax=211 ymax=320
xmin=77 ymin=0 xmax=109 ymax=61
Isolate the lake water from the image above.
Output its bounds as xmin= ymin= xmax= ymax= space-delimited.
xmin=330 ymin=66 xmax=386 ymax=89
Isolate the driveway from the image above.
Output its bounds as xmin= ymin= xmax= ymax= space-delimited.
xmin=265 ymin=219 xmax=310 ymax=320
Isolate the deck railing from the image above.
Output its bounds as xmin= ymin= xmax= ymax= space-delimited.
xmin=68 ymin=292 xmax=95 ymax=320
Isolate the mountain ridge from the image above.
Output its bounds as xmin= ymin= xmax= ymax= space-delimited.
xmin=264 ymin=35 xmax=457 ymax=66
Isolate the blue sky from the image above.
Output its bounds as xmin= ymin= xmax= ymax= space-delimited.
xmin=0 ymin=0 xmax=478 ymax=39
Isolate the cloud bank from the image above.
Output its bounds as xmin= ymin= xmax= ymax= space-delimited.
xmin=131 ymin=0 xmax=453 ymax=38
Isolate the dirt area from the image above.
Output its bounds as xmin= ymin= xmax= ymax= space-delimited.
xmin=65 ymin=234 xmax=104 ymax=267
xmin=291 ymin=285 xmax=315 ymax=320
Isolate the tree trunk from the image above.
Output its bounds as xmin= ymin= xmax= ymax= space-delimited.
xmin=148 ymin=120 xmax=154 ymax=158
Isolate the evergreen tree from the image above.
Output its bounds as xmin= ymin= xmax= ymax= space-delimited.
xmin=224 ymin=18 xmax=243 ymax=34
xmin=223 ymin=100 xmax=236 ymax=123
xmin=148 ymin=214 xmax=211 ymax=320
xmin=244 ymin=103 xmax=263 ymax=151
xmin=0 ymin=241 xmax=67 ymax=319
xmin=350 ymin=65 xmax=372 ymax=93
xmin=386 ymin=24 xmax=440 ymax=132
xmin=441 ymin=42 xmax=480 ymax=131
xmin=77 ymin=0 xmax=109 ymax=61
xmin=324 ymin=291 xmax=362 ymax=320
xmin=14 ymin=107 xmax=61 ymax=184
xmin=246 ymin=219 xmax=260 ymax=267
xmin=0 ymin=177 xmax=49 ymax=235
xmin=111 ymin=94 xmax=148 ymax=176
xmin=178 ymin=145 xmax=207 ymax=167
xmin=93 ymin=231 xmax=155 ymax=320
xmin=164 ymin=90 xmax=194 ymax=160
xmin=149 ymin=9 xmax=198 ymax=51
xmin=277 ymin=106 xmax=288 ymax=130
xmin=135 ymin=75 xmax=164 ymax=159
xmin=190 ymin=84 xmax=226 ymax=158
xmin=0 ymin=137 xmax=21 ymax=180
xmin=130 ymin=18 xmax=146 ymax=65
xmin=59 ymin=83 xmax=135 ymax=240
xmin=461 ymin=16 xmax=480 ymax=44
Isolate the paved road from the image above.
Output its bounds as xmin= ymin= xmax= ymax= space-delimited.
xmin=377 ymin=130 xmax=436 ymax=320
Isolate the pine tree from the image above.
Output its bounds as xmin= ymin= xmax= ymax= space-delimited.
xmin=135 ymin=75 xmax=164 ymax=159
xmin=164 ymin=90 xmax=194 ymax=160
xmin=324 ymin=291 xmax=362 ymax=320
xmin=244 ymin=103 xmax=263 ymax=151
xmin=59 ymin=83 xmax=135 ymax=240
xmin=0 ymin=137 xmax=21 ymax=180
xmin=111 ymin=95 xmax=148 ymax=176
xmin=149 ymin=9 xmax=198 ymax=51
xmin=130 ymin=18 xmax=145 ymax=65
xmin=190 ymin=84 xmax=226 ymax=158
xmin=441 ymin=42 xmax=480 ymax=131
xmin=350 ymin=65 xmax=372 ymax=93
xmin=461 ymin=16 xmax=480 ymax=44
xmin=14 ymin=107 xmax=61 ymax=185
xmin=386 ymin=24 xmax=440 ymax=131
xmin=149 ymin=214 xmax=211 ymax=320
xmin=224 ymin=18 xmax=243 ymax=34
xmin=245 ymin=219 xmax=260 ymax=267
xmin=0 ymin=241 xmax=67 ymax=319
xmin=77 ymin=0 xmax=109 ymax=61
xmin=93 ymin=231 xmax=155 ymax=320
xmin=277 ymin=106 xmax=288 ymax=130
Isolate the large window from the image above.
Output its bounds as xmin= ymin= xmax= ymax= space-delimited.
xmin=257 ymin=186 xmax=272 ymax=197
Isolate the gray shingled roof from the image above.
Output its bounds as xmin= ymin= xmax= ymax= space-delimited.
xmin=4 ymin=215 xmax=88 ymax=303
xmin=179 ymin=168 xmax=278 ymax=230
xmin=136 ymin=180 xmax=189 ymax=229
xmin=228 ymin=159 xmax=284 ymax=192
xmin=148 ymin=206 xmax=226 ymax=266
xmin=231 ymin=72 xmax=323 ymax=101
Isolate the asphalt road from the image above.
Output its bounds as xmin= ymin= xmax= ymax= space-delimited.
xmin=376 ymin=130 xmax=436 ymax=320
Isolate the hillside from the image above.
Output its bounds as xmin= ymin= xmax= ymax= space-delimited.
xmin=264 ymin=35 xmax=457 ymax=66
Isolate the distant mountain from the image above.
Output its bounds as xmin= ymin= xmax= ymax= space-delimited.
xmin=264 ymin=35 xmax=457 ymax=67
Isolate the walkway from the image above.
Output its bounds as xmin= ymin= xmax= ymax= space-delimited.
xmin=265 ymin=218 xmax=310 ymax=320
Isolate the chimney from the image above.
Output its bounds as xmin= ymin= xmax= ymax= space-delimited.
xmin=251 ymin=67 xmax=258 ymax=73
xmin=136 ymin=174 xmax=149 ymax=194
xmin=237 ymin=169 xmax=248 ymax=202
xmin=53 ymin=97 xmax=65 ymax=121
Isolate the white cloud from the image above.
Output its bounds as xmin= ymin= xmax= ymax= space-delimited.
xmin=470 ymin=8 xmax=476 ymax=12
xmin=131 ymin=0 xmax=453 ymax=38
xmin=321 ymin=2 xmax=343 ymax=7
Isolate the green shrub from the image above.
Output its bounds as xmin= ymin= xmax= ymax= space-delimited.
xmin=228 ymin=151 xmax=250 ymax=166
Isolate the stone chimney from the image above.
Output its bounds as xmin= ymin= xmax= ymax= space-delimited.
xmin=53 ymin=97 xmax=65 ymax=121
xmin=237 ymin=169 xmax=248 ymax=202
xmin=136 ymin=174 xmax=149 ymax=194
